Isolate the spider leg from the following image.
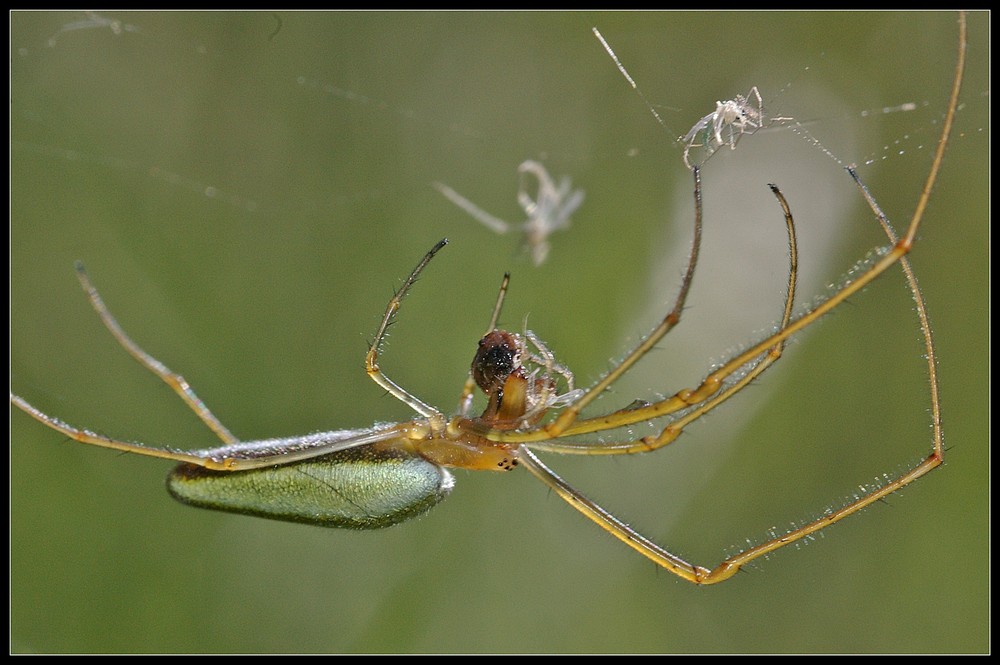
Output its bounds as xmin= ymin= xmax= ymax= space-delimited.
xmin=365 ymin=239 xmax=449 ymax=423
xmin=13 ymin=245 xmax=452 ymax=470
xmin=11 ymin=389 xmax=420 ymax=471
xmin=10 ymin=392 xmax=235 ymax=467
xmin=10 ymin=262 xmax=431 ymax=470
xmin=520 ymin=442 xmax=938 ymax=585
xmin=434 ymin=182 xmax=511 ymax=235
xmin=71 ymin=262 xmax=239 ymax=444
xmin=518 ymin=447 xmax=713 ymax=583
xmin=523 ymin=330 xmax=575 ymax=393
xmin=517 ymin=174 xmax=936 ymax=443
xmin=511 ymin=11 xmax=964 ymax=584
xmin=728 ymin=117 xmax=741 ymax=149
xmin=848 ymin=166 xmax=943 ymax=465
xmin=495 ymin=7 xmax=964 ymax=448
xmin=519 ymin=142 xmax=950 ymax=584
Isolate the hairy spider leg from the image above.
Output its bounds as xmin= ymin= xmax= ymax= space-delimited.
xmin=503 ymin=12 xmax=964 ymax=583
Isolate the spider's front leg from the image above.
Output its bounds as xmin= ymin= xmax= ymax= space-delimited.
xmin=518 ymin=5 xmax=965 ymax=580
xmin=364 ymin=238 xmax=449 ymax=425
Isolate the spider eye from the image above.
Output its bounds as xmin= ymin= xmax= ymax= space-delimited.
xmin=472 ymin=330 xmax=520 ymax=395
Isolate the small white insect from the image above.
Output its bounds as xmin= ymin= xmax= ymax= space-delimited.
xmin=434 ymin=160 xmax=585 ymax=266
xmin=681 ymin=86 xmax=795 ymax=170
xmin=682 ymin=86 xmax=763 ymax=169
xmin=593 ymin=29 xmax=795 ymax=172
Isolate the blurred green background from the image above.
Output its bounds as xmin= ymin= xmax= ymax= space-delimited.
xmin=11 ymin=11 xmax=988 ymax=654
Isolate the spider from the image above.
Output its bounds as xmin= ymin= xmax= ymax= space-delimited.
xmin=592 ymin=26 xmax=791 ymax=172
xmin=10 ymin=13 xmax=965 ymax=585
xmin=680 ymin=85 xmax=795 ymax=170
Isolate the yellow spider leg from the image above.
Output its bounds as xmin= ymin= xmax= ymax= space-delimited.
xmin=514 ymin=10 xmax=964 ymax=584
xmin=74 ymin=262 xmax=238 ymax=445
xmin=365 ymin=238 xmax=448 ymax=423
xmin=10 ymin=393 xmax=234 ymax=468
xmin=496 ymin=7 xmax=964 ymax=446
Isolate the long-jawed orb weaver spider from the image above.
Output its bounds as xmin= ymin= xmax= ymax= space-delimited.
xmin=10 ymin=13 xmax=965 ymax=586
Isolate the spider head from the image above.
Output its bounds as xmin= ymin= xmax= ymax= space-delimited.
xmin=471 ymin=329 xmax=557 ymax=429
xmin=472 ymin=330 xmax=521 ymax=396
